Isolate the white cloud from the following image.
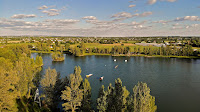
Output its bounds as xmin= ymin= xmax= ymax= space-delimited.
xmin=39 ymin=6 xmax=65 ymax=16
xmin=129 ymin=5 xmax=136 ymax=8
xmin=185 ymin=24 xmax=199 ymax=29
xmin=38 ymin=5 xmax=48 ymax=10
xmin=191 ymin=24 xmax=199 ymax=27
xmin=175 ymin=16 xmax=200 ymax=21
xmin=1 ymin=17 xmax=199 ymax=37
xmin=111 ymin=11 xmax=152 ymax=22
xmin=11 ymin=14 xmax=37 ymax=19
xmin=172 ymin=23 xmax=179 ymax=26
xmin=134 ymin=11 xmax=153 ymax=17
xmin=0 ymin=18 xmax=80 ymax=31
xmin=49 ymin=9 xmax=59 ymax=12
xmin=152 ymin=20 xmax=170 ymax=24
xmin=172 ymin=26 xmax=184 ymax=29
xmin=147 ymin=0 xmax=157 ymax=5
xmin=42 ymin=10 xmax=59 ymax=16
xmin=82 ymin=16 xmax=97 ymax=20
xmin=147 ymin=0 xmax=177 ymax=5
xmin=45 ymin=19 xmax=80 ymax=24
xmin=166 ymin=0 xmax=177 ymax=2
xmin=111 ymin=12 xmax=132 ymax=18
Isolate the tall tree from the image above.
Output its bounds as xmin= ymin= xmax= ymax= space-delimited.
xmin=74 ymin=66 xmax=83 ymax=86
xmin=15 ymin=56 xmax=37 ymax=98
xmin=0 ymin=57 xmax=19 ymax=112
xmin=61 ymin=66 xmax=83 ymax=112
xmin=131 ymin=82 xmax=157 ymax=112
xmin=81 ymin=79 xmax=92 ymax=111
xmin=114 ymin=78 xmax=130 ymax=112
xmin=97 ymin=85 xmax=107 ymax=112
xmin=41 ymin=67 xmax=60 ymax=110
xmin=106 ymin=83 xmax=115 ymax=112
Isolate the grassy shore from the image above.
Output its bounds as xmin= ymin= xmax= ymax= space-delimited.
xmin=31 ymin=50 xmax=53 ymax=53
xmin=83 ymin=53 xmax=111 ymax=56
xmin=77 ymin=53 xmax=200 ymax=59
xmin=148 ymin=55 xmax=200 ymax=59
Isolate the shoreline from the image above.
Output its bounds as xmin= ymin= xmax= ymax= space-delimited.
xmin=31 ymin=51 xmax=200 ymax=59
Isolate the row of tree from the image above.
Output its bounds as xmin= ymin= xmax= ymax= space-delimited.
xmin=40 ymin=66 xmax=157 ymax=112
xmin=68 ymin=44 xmax=197 ymax=57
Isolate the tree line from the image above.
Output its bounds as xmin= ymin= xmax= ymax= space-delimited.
xmin=68 ymin=44 xmax=197 ymax=57
xmin=41 ymin=66 xmax=157 ymax=112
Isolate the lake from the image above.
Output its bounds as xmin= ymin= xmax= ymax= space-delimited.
xmin=32 ymin=53 xmax=200 ymax=112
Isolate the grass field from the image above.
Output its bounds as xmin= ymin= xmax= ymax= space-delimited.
xmin=31 ymin=50 xmax=53 ymax=53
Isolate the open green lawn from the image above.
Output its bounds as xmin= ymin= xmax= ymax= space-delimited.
xmin=0 ymin=43 xmax=37 ymax=47
xmin=192 ymin=47 xmax=200 ymax=50
xmin=122 ymin=41 xmax=136 ymax=43
xmin=31 ymin=50 xmax=53 ymax=53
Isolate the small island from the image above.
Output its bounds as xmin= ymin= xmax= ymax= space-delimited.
xmin=52 ymin=52 xmax=65 ymax=61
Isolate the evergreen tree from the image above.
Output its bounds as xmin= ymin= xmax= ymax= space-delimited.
xmin=106 ymin=83 xmax=115 ymax=112
xmin=113 ymin=78 xmax=130 ymax=112
xmin=97 ymin=85 xmax=107 ymax=112
xmin=41 ymin=68 xmax=60 ymax=110
xmin=131 ymin=82 xmax=157 ymax=112
xmin=74 ymin=66 xmax=83 ymax=86
xmin=61 ymin=66 xmax=83 ymax=112
xmin=81 ymin=79 xmax=92 ymax=111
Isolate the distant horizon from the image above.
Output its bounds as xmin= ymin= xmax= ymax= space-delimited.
xmin=0 ymin=0 xmax=200 ymax=36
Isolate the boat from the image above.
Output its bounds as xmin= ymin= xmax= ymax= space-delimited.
xmin=86 ymin=74 xmax=93 ymax=78
xmin=114 ymin=59 xmax=116 ymax=61
xmin=115 ymin=65 xmax=118 ymax=69
xmin=125 ymin=60 xmax=127 ymax=62
xmin=99 ymin=76 xmax=104 ymax=81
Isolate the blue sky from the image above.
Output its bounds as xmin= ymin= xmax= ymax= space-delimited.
xmin=0 ymin=0 xmax=200 ymax=36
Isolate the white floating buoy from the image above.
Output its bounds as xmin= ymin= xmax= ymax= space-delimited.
xmin=114 ymin=59 xmax=116 ymax=62
xmin=125 ymin=60 xmax=127 ymax=62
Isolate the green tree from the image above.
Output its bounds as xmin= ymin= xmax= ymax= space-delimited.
xmin=114 ymin=78 xmax=130 ymax=112
xmin=131 ymin=82 xmax=157 ymax=112
xmin=0 ymin=57 xmax=19 ymax=111
xmin=36 ymin=42 xmax=42 ymax=51
xmin=35 ymin=55 xmax=43 ymax=67
xmin=61 ymin=66 xmax=83 ymax=112
xmin=75 ymin=47 xmax=82 ymax=56
xmin=106 ymin=83 xmax=115 ymax=111
xmin=41 ymin=68 xmax=59 ymax=109
xmin=65 ymin=43 xmax=70 ymax=51
xmin=81 ymin=79 xmax=92 ymax=111
xmin=52 ymin=52 xmax=64 ymax=61
xmin=97 ymin=85 xmax=107 ymax=112
xmin=55 ymin=40 xmax=59 ymax=47
xmin=46 ymin=39 xmax=52 ymax=46
xmin=15 ymin=56 xmax=37 ymax=98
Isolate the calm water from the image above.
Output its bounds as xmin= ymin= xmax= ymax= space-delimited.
xmin=32 ymin=53 xmax=200 ymax=112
